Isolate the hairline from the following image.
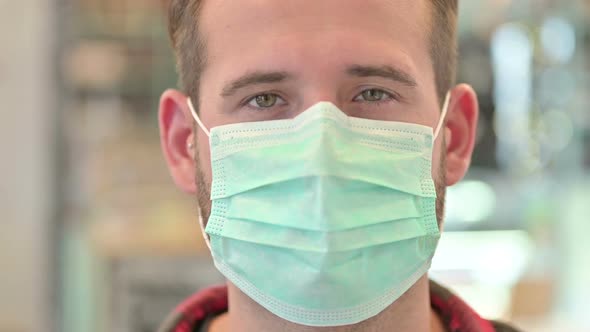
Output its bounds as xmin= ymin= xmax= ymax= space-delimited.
xmin=171 ymin=0 xmax=457 ymax=111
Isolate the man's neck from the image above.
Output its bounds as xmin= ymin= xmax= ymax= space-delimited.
xmin=211 ymin=275 xmax=445 ymax=332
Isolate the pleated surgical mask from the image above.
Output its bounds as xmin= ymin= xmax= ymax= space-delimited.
xmin=188 ymin=93 xmax=450 ymax=326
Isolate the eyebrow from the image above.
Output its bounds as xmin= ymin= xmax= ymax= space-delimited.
xmin=220 ymin=64 xmax=417 ymax=97
xmin=346 ymin=64 xmax=418 ymax=87
xmin=221 ymin=71 xmax=294 ymax=97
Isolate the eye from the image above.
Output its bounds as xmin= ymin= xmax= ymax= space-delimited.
xmin=353 ymin=88 xmax=394 ymax=103
xmin=246 ymin=93 xmax=286 ymax=109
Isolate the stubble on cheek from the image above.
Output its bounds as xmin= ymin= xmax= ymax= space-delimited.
xmin=194 ymin=139 xmax=212 ymax=226
xmin=435 ymin=148 xmax=447 ymax=229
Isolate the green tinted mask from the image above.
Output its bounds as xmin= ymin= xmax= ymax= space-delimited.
xmin=188 ymin=94 xmax=450 ymax=326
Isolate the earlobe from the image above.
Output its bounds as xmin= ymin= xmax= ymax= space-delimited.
xmin=443 ymin=84 xmax=479 ymax=186
xmin=159 ymin=89 xmax=198 ymax=193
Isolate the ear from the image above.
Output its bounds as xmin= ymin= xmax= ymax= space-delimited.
xmin=443 ymin=84 xmax=479 ymax=186
xmin=158 ymin=89 xmax=197 ymax=193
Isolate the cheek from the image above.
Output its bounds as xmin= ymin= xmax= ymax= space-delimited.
xmin=197 ymin=132 xmax=213 ymax=183
xmin=430 ymin=138 xmax=445 ymax=181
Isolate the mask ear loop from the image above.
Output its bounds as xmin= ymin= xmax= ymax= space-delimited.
xmin=187 ymin=97 xmax=212 ymax=250
xmin=188 ymin=97 xmax=211 ymax=137
xmin=198 ymin=215 xmax=212 ymax=251
xmin=433 ymin=91 xmax=451 ymax=140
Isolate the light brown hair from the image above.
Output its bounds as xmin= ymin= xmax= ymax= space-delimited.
xmin=167 ymin=0 xmax=458 ymax=110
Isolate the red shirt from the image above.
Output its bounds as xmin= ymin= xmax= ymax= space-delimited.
xmin=158 ymin=280 xmax=520 ymax=332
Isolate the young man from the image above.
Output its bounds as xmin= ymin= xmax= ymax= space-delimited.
xmin=157 ymin=0 xmax=520 ymax=331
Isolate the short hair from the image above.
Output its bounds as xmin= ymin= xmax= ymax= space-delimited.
xmin=167 ymin=0 xmax=458 ymax=110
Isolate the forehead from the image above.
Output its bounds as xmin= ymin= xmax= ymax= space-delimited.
xmin=198 ymin=0 xmax=433 ymax=89
xmin=200 ymin=0 xmax=429 ymax=35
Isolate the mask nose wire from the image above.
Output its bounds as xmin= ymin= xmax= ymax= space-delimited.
xmin=433 ymin=91 xmax=451 ymax=140
xmin=188 ymin=97 xmax=211 ymax=137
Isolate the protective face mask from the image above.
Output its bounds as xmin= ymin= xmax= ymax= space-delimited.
xmin=188 ymin=94 xmax=450 ymax=327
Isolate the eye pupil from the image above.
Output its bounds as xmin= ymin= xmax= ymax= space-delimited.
xmin=362 ymin=89 xmax=384 ymax=101
xmin=255 ymin=94 xmax=277 ymax=107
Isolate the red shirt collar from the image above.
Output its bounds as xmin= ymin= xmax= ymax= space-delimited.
xmin=158 ymin=281 xmax=497 ymax=332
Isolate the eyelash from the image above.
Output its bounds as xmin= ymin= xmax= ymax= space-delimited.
xmin=353 ymin=88 xmax=398 ymax=105
xmin=242 ymin=88 xmax=398 ymax=110
xmin=242 ymin=91 xmax=288 ymax=111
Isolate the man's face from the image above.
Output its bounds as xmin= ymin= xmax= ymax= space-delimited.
xmin=192 ymin=0 xmax=446 ymax=221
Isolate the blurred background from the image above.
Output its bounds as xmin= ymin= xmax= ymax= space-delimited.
xmin=1 ymin=0 xmax=589 ymax=331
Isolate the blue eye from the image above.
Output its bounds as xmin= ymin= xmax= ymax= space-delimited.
xmin=354 ymin=89 xmax=394 ymax=103
xmin=247 ymin=93 xmax=286 ymax=109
